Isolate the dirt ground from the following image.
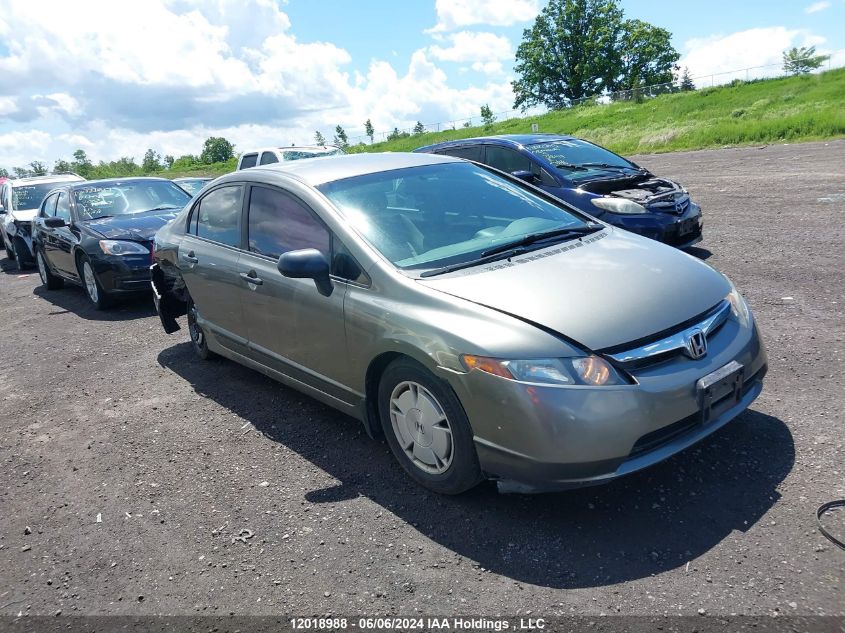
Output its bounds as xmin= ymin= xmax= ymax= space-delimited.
xmin=0 ymin=140 xmax=843 ymax=619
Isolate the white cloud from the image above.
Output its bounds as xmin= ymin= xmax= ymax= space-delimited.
xmin=680 ymin=27 xmax=829 ymax=85
xmin=0 ymin=0 xmax=518 ymax=167
xmin=429 ymin=31 xmax=513 ymax=63
xmin=428 ymin=0 xmax=540 ymax=33
xmin=805 ymin=1 xmax=831 ymax=13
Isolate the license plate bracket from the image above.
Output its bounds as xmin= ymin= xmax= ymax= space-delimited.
xmin=697 ymin=360 xmax=744 ymax=424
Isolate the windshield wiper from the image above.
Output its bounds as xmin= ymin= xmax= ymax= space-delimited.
xmin=555 ymin=162 xmax=589 ymax=171
xmin=480 ymin=224 xmax=602 ymax=258
xmin=579 ymin=162 xmax=642 ymax=171
xmin=144 ymin=205 xmax=181 ymax=212
xmin=87 ymin=214 xmax=113 ymax=221
xmin=419 ymin=224 xmax=603 ymax=278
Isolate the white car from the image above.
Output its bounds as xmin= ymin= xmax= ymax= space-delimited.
xmin=236 ymin=145 xmax=345 ymax=170
xmin=1 ymin=173 xmax=85 ymax=269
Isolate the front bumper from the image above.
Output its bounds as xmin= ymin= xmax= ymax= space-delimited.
xmin=446 ymin=315 xmax=767 ymax=493
xmin=605 ymin=203 xmax=703 ymax=249
xmin=91 ymin=253 xmax=153 ymax=294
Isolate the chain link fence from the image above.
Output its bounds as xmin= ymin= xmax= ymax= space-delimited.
xmin=337 ymin=51 xmax=843 ymax=146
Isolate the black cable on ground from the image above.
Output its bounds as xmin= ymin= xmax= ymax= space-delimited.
xmin=817 ymin=499 xmax=845 ymax=550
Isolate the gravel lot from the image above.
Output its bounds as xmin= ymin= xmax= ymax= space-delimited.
xmin=0 ymin=140 xmax=843 ymax=619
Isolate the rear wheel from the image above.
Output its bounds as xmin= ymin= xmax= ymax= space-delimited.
xmin=378 ymin=357 xmax=482 ymax=494
xmin=36 ymin=250 xmax=64 ymax=290
xmin=80 ymin=258 xmax=111 ymax=310
xmin=187 ymin=297 xmax=216 ymax=360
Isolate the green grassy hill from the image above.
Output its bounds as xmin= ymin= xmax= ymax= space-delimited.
xmin=349 ymin=67 xmax=845 ymax=156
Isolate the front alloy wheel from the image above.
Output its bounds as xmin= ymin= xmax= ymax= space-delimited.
xmin=81 ymin=259 xmax=110 ymax=309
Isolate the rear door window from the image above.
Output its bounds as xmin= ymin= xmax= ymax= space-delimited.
xmin=191 ymin=185 xmax=244 ymax=248
xmin=239 ymin=153 xmax=258 ymax=169
xmin=484 ymin=146 xmax=533 ymax=173
xmin=259 ymin=151 xmax=279 ymax=165
xmin=247 ymin=186 xmax=330 ymax=260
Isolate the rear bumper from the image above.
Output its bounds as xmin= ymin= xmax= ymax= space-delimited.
xmin=150 ymin=262 xmax=185 ymax=333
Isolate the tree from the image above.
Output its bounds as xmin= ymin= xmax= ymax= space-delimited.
xmin=782 ymin=46 xmax=829 ymax=75
xmin=164 ymin=155 xmax=175 ymax=169
xmin=513 ymin=0 xmax=625 ymax=109
xmin=53 ymin=159 xmax=73 ymax=174
xmin=200 ymin=137 xmax=235 ymax=164
xmin=512 ymin=0 xmax=678 ymax=109
xmin=71 ymin=149 xmax=93 ymax=178
xmin=0 ymin=167 xmax=8 ymax=178
xmin=412 ymin=121 xmax=425 ymax=135
xmin=480 ymin=104 xmax=496 ymax=129
xmin=142 ymin=148 xmax=163 ymax=172
xmin=364 ymin=119 xmax=375 ymax=143
xmin=333 ymin=125 xmax=348 ymax=148
xmin=679 ymin=66 xmax=695 ymax=91
xmin=12 ymin=167 xmax=30 ymax=178
xmin=463 ymin=121 xmax=472 ymax=128
xmin=28 ymin=161 xmax=48 ymax=176
xmin=387 ymin=127 xmax=410 ymax=141
xmin=616 ymin=19 xmax=679 ymax=95
xmin=315 ymin=131 xmax=327 ymax=145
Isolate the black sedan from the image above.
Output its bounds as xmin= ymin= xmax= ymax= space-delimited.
xmin=32 ymin=178 xmax=192 ymax=309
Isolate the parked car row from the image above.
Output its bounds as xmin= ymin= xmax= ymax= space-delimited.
xmin=2 ymin=140 xmax=761 ymax=496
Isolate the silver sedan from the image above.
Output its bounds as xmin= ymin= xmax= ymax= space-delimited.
xmin=151 ymin=152 xmax=767 ymax=494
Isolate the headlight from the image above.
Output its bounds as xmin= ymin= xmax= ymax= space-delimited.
xmin=98 ymin=240 xmax=149 ymax=255
xmin=461 ymin=354 xmax=627 ymax=386
xmin=726 ymin=285 xmax=752 ymax=328
xmin=590 ymin=197 xmax=648 ymax=215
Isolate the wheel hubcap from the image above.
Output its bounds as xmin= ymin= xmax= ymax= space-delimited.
xmin=83 ymin=262 xmax=98 ymax=302
xmin=389 ymin=381 xmax=453 ymax=474
xmin=37 ymin=253 xmax=47 ymax=284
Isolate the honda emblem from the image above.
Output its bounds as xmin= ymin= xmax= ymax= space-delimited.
xmin=686 ymin=328 xmax=707 ymax=359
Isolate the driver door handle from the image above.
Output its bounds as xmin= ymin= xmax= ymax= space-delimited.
xmin=183 ymin=250 xmax=198 ymax=263
xmin=240 ymin=272 xmax=263 ymax=285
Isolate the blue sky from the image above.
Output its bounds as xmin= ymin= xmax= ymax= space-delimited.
xmin=0 ymin=0 xmax=842 ymax=169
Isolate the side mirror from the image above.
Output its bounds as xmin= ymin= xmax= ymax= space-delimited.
xmin=277 ymin=248 xmax=333 ymax=297
xmin=44 ymin=217 xmax=67 ymax=228
xmin=511 ymin=170 xmax=537 ymax=183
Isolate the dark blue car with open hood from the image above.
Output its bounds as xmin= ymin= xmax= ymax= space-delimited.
xmin=414 ymin=134 xmax=703 ymax=249
xmin=31 ymin=177 xmax=192 ymax=309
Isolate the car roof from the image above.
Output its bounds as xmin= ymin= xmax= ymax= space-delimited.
xmin=228 ymin=152 xmax=458 ymax=186
xmin=414 ymin=133 xmax=577 ymax=153
xmin=66 ymin=177 xmax=174 ymax=190
xmin=9 ymin=173 xmax=85 ymax=186
xmin=173 ymin=177 xmax=211 ymax=182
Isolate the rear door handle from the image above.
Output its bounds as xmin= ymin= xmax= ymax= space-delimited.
xmin=240 ymin=272 xmax=263 ymax=285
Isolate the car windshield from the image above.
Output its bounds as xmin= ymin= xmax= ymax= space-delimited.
xmin=318 ymin=162 xmax=589 ymax=271
xmin=175 ymin=179 xmax=208 ymax=196
xmin=74 ymin=181 xmax=191 ymax=220
xmin=11 ymin=183 xmax=62 ymax=211
xmin=281 ymin=148 xmax=344 ymax=161
xmin=529 ymin=139 xmax=637 ymax=179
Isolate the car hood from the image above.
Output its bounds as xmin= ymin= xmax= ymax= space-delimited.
xmin=417 ymin=229 xmax=730 ymax=351
xmin=8 ymin=208 xmax=38 ymax=222
xmin=83 ymin=209 xmax=183 ymax=240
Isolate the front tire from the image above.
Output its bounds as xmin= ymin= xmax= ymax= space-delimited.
xmin=12 ymin=238 xmax=33 ymax=271
xmin=79 ymin=258 xmax=111 ymax=310
xmin=378 ymin=358 xmax=482 ymax=494
xmin=36 ymin=250 xmax=64 ymax=290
